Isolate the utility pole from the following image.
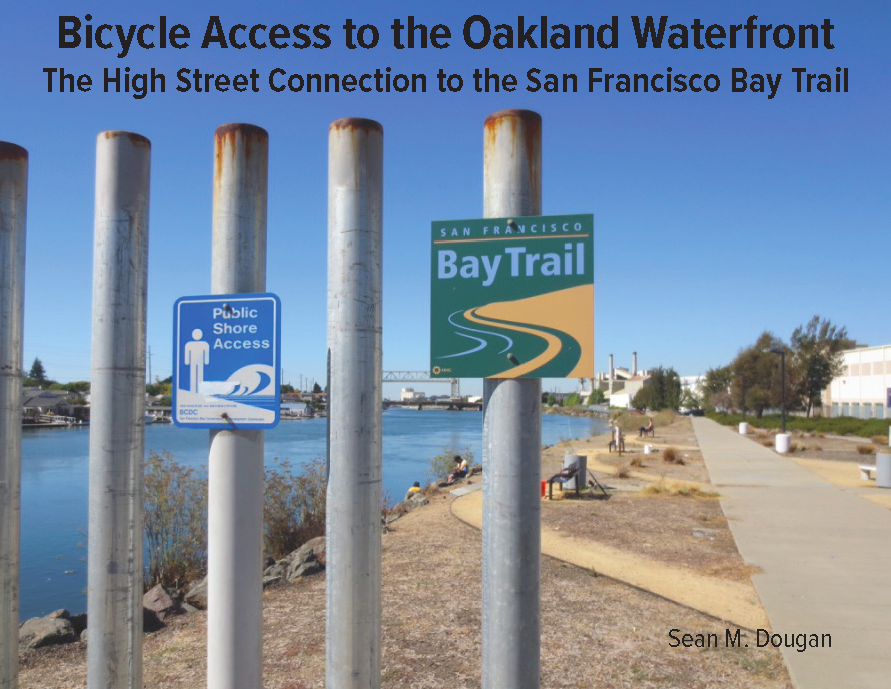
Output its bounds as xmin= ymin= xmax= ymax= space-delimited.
xmin=0 ymin=141 xmax=28 ymax=689
xmin=326 ymin=118 xmax=383 ymax=689
xmin=207 ymin=124 xmax=268 ymax=689
xmin=87 ymin=131 xmax=151 ymax=689
xmin=481 ymin=110 xmax=543 ymax=689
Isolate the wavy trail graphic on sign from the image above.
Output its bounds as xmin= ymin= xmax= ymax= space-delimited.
xmin=438 ymin=284 xmax=593 ymax=377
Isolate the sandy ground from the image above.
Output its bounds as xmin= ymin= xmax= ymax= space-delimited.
xmin=452 ymin=489 xmax=768 ymax=629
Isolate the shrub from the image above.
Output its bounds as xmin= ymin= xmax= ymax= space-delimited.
xmin=144 ymin=452 xmax=330 ymax=587
xmin=614 ymin=412 xmax=642 ymax=433
xmin=857 ymin=444 xmax=876 ymax=455
xmin=662 ymin=447 xmax=684 ymax=465
xmin=705 ymin=411 xmax=891 ymax=438
xmin=615 ymin=463 xmax=631 ymax=478
xmin=429 ymin=446 xmax=475 ymax=482
xmin=870 ymin=435 xmax=888 ymax=446
xmin=653 ymin=410 xmax=676 ymax=427
xmin=640 ymin=479 xmax=719 ymax=498
xmin=563 ymin=392 xmax=580 ymax=407
xmin=629 ymin=455 xmax=643 ymax=467
xmin=264 ymin=457 xmax=327 ymax=560
xmin=143 ymin=451 xmax=208 ymax=590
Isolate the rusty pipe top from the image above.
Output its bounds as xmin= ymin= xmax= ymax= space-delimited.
xmin=97 ymin=131 xmax=151 ymax=148
xmin=330 ymin=118 xmax=383 ymax=134
xmin=215 ymin=123 xmax=269 ymax=141
xmin=0 ymin=142 xmax=29 ymax=162
xmin=484 ymin=109 xmax=541 ymax=128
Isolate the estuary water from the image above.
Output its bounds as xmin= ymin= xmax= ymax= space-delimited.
xmin=20 ymin=408 xmax=606 ymax=619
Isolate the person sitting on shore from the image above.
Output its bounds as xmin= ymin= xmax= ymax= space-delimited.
xmin=639 ymin=419 xmax=654 ymax=437
xmin=447 ymin=455 xmax=468 ymax=484
xmin=404 ymin=481 xmax=422 ymax=501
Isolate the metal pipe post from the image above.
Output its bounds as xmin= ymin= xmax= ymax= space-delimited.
xmin=481 ymin=110 xmax=542 ymax=689
xmin=0 ymin=142 xmax=27 ymax=689
xmin=207 ymin=124 xmax=268 ymax=689
xmin=326 ymin=118 xmax=383 ymax=689
xmin=87 ymin=132 xmax=151 ymax=689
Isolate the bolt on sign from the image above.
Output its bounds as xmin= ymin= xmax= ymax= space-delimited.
xmin=430 ymin=214 xmax=593 ymax=378
xmin=173 ymin=293 xmax=281 ymax=428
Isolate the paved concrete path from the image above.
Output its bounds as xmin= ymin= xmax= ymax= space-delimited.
xmin=693 ymin=417 xmax=891 ymax=689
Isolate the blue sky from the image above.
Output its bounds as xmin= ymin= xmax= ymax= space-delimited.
xmin=3 ymin=0 xmax=888 ymax=397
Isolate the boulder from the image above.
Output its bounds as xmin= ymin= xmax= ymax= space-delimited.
xmin=403 ymin=492 xmax=429 ymax=511
xmin=263 ymin=560 xmax=288 ymax=580
xmin=184 ymin=576 xmax=208 ymax=609
xmin=143 ymin=583 xmax=179 ymax=621
xmin=262 ymin=575 xmax=284 ymax=589
xmin=142 ymin=608 xmax=165 ymax=633
xmin=285 ymin=536 xmax=326 ymax=581
xmin=19 ymin=609 xmax=77 ymax=650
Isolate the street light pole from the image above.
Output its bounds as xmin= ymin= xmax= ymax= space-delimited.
xmin=779 ymin=349 xmax=786 ymax=434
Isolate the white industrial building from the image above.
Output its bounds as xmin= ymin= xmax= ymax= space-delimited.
xmin=824 ymin=344 xmax=891 ymax=419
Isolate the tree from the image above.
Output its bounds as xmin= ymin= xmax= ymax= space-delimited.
xmin=28 ymin=357 xmax=47 ymax=383
xmin=312 ymin=382 xmax=323 ymax=394
xmin=729 ymin=332 xmax=800 ymax=417
xmin=790 ymin=316 xmax=854 ymax=416
xmin=701 ymin=366 xmax=733 ymax=410
xmin=281 ymin=383 xmax=295 ymax=394
xmin=631 ymin=366 xmax=681 ymax=410
xmin=587 ymin=388 xmax=606 ymax=405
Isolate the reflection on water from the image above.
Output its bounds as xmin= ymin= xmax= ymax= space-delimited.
xmin=20 ymin=408 xmax=605 ymax=618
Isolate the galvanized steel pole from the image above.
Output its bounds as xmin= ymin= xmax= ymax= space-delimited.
xmin=207 ymin=124 xmax=268 ymax=689
xmin=481 ymin=110 xmax=543 ymax=689
xmin=87 ymin=132 xmax=150 ymax=689
xmin=0 ymin=142 xmax=27 ymax=689
xmin=326 ymin=118 xmax=383 ymax=689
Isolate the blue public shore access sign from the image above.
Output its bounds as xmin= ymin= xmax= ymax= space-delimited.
xmin=172 ymin=293 xmax=281 ymax=429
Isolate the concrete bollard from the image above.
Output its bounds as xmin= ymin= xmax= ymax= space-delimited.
xmin=775 ymin=433 xmax=791 ymax=453
xmin=876 ymin=453 xmax=891 ymax=489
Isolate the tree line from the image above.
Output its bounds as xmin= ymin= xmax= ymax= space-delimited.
xmin=699 ymin=316 xmax=852 ymax=417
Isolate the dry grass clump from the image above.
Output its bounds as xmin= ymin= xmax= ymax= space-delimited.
xmin=629 ymin=455 xmax=644 ymax=467
xmin=761 ymin=440 xmax=773 ymax=447
xmin=615 ymin=463 xmax=631 ymax=478
xmin=857 ymin=444 xmax=876 ymax=455
xmin=870 ymin=435 xmax=888 ymax=446
xmin=662 ymin=447 xmax=684 ymax=464
xmin=640 ymin=479 xmax=719 ymax=498
xmin=653 ymin=409 xmax=676 ymax=427
xmin=787 ymin=442 xmax=799 ymax=453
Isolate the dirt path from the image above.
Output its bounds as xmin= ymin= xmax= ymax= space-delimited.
xmin=451 ymin=488 xmax=768 ymax=629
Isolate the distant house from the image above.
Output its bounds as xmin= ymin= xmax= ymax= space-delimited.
xmin=22 ymin=389 xmax=72 ymax=417
xmin=282 ymin=402 xmax=313 ymax=418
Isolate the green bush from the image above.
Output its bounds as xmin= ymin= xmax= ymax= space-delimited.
xmin=563 ymin=392 xmax=580 ymax=407
xmin=587 ymin=389 xmax=606 ymax=405
xmin=264 ymin=457 xmax=327 ymax=560
xmin=143 ymin=451 xmax=208 ymax=590
xmin=429 ymin=446 xmax=475 ymax=482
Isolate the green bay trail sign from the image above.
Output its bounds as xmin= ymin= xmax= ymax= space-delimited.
xmin=172 ymin=293 xmax=281 ymax=428
xmin=430 ymin=214 xmax=593 ymax=379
